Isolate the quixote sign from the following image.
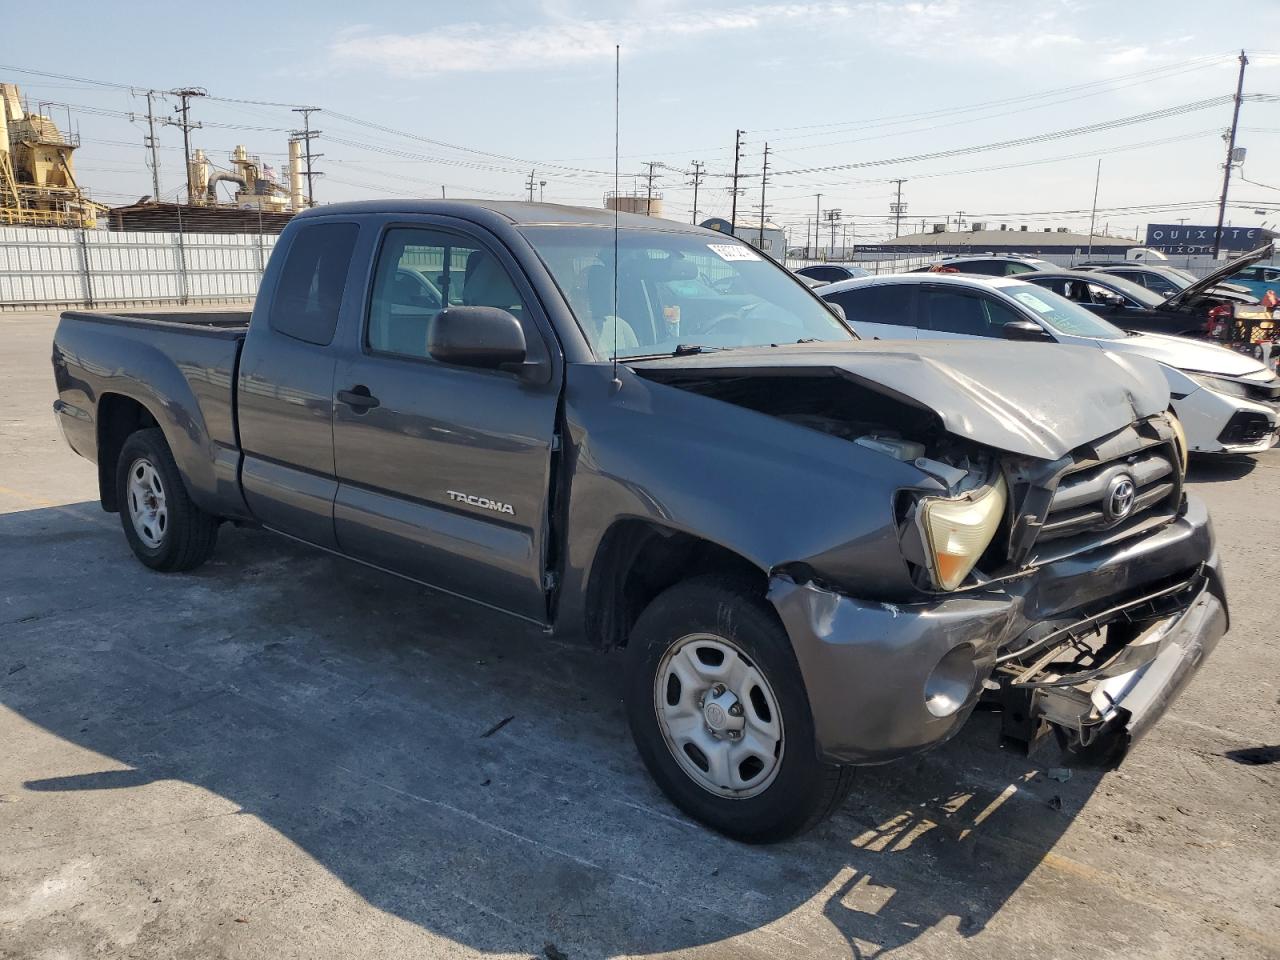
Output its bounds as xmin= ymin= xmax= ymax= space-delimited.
xmin=1144 ymin=223 xmax=1264 ymax=253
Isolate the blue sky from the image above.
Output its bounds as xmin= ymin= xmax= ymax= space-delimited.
xmin=5 ymin=0 xmax=1280 ymax=243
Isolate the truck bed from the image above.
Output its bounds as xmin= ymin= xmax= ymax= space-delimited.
xmin=53 ymin=309 xmax=249 ymax=519
xmin=61 ymin=310 xmax=251 ymax=335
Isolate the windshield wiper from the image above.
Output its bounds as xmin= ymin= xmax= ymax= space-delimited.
xmin=672 ymin=343 xmax=730 ymax=356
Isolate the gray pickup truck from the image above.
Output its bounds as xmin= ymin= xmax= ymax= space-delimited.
xmin=52 ymin=200 xmax=1227 ymax=842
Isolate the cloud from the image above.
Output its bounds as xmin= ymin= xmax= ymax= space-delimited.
xmin=329 ymin=0 xmax=1092 ymax=76
xmin=330 ymin=4 xmax=856 ymax=75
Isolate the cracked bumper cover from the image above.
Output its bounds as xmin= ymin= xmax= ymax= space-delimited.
xmin=769 ymin=494 xmax=1226 ymax=765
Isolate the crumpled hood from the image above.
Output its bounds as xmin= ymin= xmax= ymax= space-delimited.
xmin=1101 ymin=331 xmax=1269 ymax=377
xmin=630 ymin=339 xmax=1169 ymax=461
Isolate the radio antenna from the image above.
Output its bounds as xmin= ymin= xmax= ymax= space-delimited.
xmin=612 ymin=43 xmax=621 ymax=386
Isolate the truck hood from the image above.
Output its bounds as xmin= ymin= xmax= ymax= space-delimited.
xmin=629 ymin=340 xmax=1169 ymax=461
xmin=1098 ymin=331 xmax=1270 ymax=377
xmin=1162 ymin=242 xmax=1274 ymax=310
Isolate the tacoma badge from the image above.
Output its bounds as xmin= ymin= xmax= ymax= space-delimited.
xmin=447 ymin=490 xmax=515 ymax=516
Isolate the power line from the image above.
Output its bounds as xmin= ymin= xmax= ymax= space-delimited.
xmin=773 ymin=97 xmax=1234 ymax=178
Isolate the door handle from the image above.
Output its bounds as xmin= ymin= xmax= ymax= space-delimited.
xmin=337 ymin=386 xmax=380 ymax=412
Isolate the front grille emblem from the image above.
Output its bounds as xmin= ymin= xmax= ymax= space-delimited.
xmin=1104 ymin=474 xmax=1137 ymax=522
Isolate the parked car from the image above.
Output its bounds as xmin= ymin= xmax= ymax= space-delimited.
xmin=794 ymin=263 xmax=869 ymax=284
xmin=908 ymin=253 xmax=1053 ymax=276
xmin=1015 ymin=245 xmax=1274 ymax=338
xmin=1227 ymin=263 xmax=1280 ymax=299
xmin=1075 ymin=261 xmax=1257 ymax=304
xmin=818 ymin=273 xmax=1280 ymax=455
xmin=53 ymin=200 xmax=1226 ymax=842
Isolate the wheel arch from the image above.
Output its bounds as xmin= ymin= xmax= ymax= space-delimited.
xmin=96 ymin=393 xmax=161 ymax=512
xmin=583 ymin=518 xmax=768 ymax=650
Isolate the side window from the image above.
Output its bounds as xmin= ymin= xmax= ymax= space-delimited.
xmin=1004 ymin=262 xmax=1036 ymax=275
xmin=367 ymin=228 xmax=526 ymax=360
xmin=959 ymin=260 xmax=1002 ymax=276
xmin=269 ymin=222 xmax=359 ymax=345
xmin=1141 ymin=273 xmax=1179 ymax=296
xmin=1086 ymin=282 xmax=1130 ymax=306
xmin=923 ymin=288 xmax=1005 ymax=337
xmin=825 ymin=285 xmax=916 ymax=327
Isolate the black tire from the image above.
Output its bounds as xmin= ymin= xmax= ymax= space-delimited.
xmin=625 ymin=576 xmax=855 ymax=843
xmin=115 ymin=427 xmax=219 ymax=572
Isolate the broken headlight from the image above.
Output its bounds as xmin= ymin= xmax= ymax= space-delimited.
xmin=916 ymin=475 xmax=1008 ymax=591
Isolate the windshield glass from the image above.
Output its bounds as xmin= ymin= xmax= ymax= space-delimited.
xmin=996 ymin=282 xmax=1129 ymax=339
xmin=520 ymin=226 xmax=855 ymax=359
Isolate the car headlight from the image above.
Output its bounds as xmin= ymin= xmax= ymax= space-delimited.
xmin=917 ymin=475 xmax=1008 ymax=591
xmin=1188 ymin=373 xmax=1251 ymax=400
xmin=1167 ymin=412 xmax=1189 ymax=475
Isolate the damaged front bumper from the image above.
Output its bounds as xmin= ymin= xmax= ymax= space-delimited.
xmin=770 ymin=494 xmax=1226 ymax=766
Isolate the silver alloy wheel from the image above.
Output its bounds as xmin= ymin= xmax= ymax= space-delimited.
xmin=126 ymin=457 xmax=168 ymax=549
xmin=653 ymin=632 xmax=784 ymax=799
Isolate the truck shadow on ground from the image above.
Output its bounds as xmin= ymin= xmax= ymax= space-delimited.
xmin=1 ymin=503 xmax=1104 ymax=959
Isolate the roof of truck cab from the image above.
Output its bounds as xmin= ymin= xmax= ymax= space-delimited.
xmin=295 ymin=199 xmax=712 ymax=233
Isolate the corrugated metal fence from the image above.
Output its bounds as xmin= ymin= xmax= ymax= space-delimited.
xmin=0 ymin=227 xmax=277 ymax=310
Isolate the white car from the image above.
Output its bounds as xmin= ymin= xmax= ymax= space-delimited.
xmin=818 ymin=273 xmax=1280 ymax=456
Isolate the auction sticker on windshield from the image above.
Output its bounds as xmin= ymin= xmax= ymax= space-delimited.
xmin=708 ymin=244 xmax=761 ymax=262
xmin=1012 ymin=291 xmax=1056 ymax=314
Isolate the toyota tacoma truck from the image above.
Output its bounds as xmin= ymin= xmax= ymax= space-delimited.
xmin=52 ymin=201 xmax=1227 ymax=842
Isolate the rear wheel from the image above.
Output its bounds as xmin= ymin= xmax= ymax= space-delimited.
xmin=116 ymin=428 xmax=218 ymax=572
xmin=625 ymin=576 xmax=855 ymax=843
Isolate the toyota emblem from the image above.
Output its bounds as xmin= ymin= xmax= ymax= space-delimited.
xmin=1104 ymin=474 xmax=1137 ymax=522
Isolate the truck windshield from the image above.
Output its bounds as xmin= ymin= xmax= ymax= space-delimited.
xmin=520 ymin=226 xmax=855 ymax=359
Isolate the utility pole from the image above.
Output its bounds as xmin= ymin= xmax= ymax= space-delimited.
xmin=539 ymin=180 xmax=546 ymax=203
xmin=825 ymin=209 xmax=841 ymax=259
xmin=1212 ymin=49 xmax=1248 ymax=259
xmin=688 ymin=161 xmax=705 ymax=224
xmin=1086 ymin=158 xmax=1102 ymax=259
xmin=730 ymin=129 xmax=745 ymax=230
xmin=291 ymin=107 xmax=322 ymax=206
xmin=129 ymin=89 xmax=163 ymax=201
xmin=954 ymin=210 xmax=966 ymax=232
xmin=644 ymin=161 xmax=658 ymax=215
xmin=757 ymin=143 xmax=769 ymax=250
xmin=891 ymin=179 xmax=906 ymax=238
xmin=814 ymin=194 xmax=822 ymax=260
xmin=526 ymin=169 xmax=536 ymax=202
xmin=166 ymin=87 xmax=206 ymax=204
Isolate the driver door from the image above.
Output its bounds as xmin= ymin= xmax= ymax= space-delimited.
xmin=330 ymin=225 xmax=561 ymax=623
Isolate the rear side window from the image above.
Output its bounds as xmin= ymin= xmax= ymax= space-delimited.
xmin=269 ymin=222 xmax=360 ymax=345
xmin=923 ymin=288 xmax=1018 ymax=337
xmin=825 ymin=285 xmax=916 ymax=327
xmin=1004 ymin=262 xmax=1036 ymax=275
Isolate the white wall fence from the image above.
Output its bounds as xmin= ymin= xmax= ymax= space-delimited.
xmin=0 ymin=227 xmax=276 ymax=311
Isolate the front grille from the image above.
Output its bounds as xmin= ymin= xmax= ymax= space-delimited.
xmin=1218 ymin=411 xmax=1275 ymax=446
xmin=1039 ymin=449 xmax=1177 ymax=542
xmin=1006 ymin=420 xmax=1183 ymax=565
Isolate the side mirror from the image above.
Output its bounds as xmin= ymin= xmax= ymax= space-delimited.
xmin=428 ymin=306 xmax=527 ymax=371
xmin=1001 ymin=319 xmax=1052 ymax=342
xmin=827 ymin=301 xmax=848 ymax=323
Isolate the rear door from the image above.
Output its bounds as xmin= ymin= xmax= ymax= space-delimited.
xmin=330 ymin=223 xmax=561 ymax=623
xmin=918 ymin=285 xmax=1025 ymax=341
xmin=822 ymin=283 xmax=918 ymax=340
xmin=237 ymin=219 xmax=360 ymax=548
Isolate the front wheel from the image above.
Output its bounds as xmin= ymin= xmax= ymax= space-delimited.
xmin=116 ymin=428 xmax=219 ymax=572
xmin=625 ymin=576 xmax=855 ymax=843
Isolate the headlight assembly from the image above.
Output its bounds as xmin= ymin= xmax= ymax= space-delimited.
xmin=917 ymin=475 xmax=1008 ymax=591
xmin=1188 ymin=373 xmax=1251 ymax=400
